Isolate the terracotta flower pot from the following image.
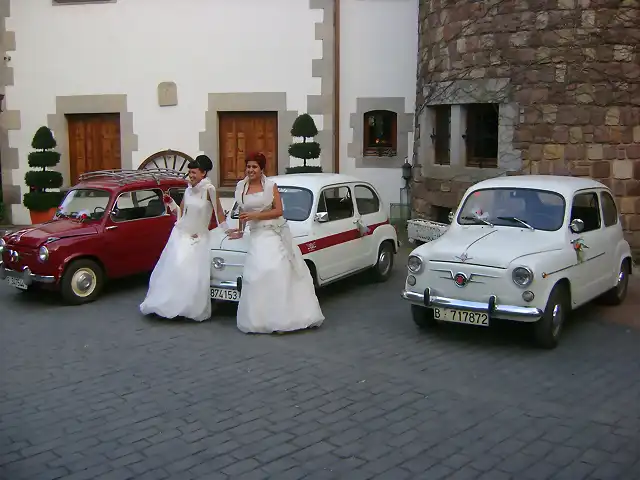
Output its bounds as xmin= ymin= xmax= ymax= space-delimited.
xmin=29 ymin=208 xmax=57 ymax=225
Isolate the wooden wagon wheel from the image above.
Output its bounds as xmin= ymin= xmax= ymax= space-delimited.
xmin=138 ymin=150 xmax=194 ymax=176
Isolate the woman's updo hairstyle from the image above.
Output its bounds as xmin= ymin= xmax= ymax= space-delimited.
xmin=187 ymin=154 xmax=213 ymax=173
xmin=245 ymin=152 xmax=266 ymax=171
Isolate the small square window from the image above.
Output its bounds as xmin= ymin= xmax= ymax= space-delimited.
xmin=363 ymin=110 xmax=397 ymax=157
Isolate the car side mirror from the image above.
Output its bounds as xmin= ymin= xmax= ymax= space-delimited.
xmin=570 ymin=218 xmax=584 ymax=233
xmin=448 ymin=211 xmax=455 ymax=224
xmin=314 ymin=212 xmax=329 ymax=223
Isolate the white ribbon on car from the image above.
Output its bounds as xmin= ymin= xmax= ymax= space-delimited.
xmin=354 ymin=217 xmax=369 ymax=237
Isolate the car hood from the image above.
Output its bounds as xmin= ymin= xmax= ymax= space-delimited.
xmin=209 ymin=221 xmax=308 ymax=252
xmin=4 ymin=219 xmax=99 ymax=248
xmin=420 ymin=227 xmax=561 ymax=268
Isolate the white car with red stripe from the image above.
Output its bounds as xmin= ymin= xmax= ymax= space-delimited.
xmin=209 ymin=174 xmax=398 ymax=303
xmin=402 ymin=175 xmax=632 ymax=350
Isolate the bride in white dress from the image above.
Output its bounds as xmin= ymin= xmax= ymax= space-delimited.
xmin=140 ymin=155 xmax=227 ymax=321
xmin=228 ymin=152 xmax=324 ymax=334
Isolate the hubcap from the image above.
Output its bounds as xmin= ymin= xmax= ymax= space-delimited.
xmin=71 ymin=268 xmax=97 ymax=297
xmin=378 ymin=250 xmax=391 ymax=275
xmin=551 ymin=304 xmax=563 ymax=337
xmin=616 ymin=266 xmax=627 ymax=297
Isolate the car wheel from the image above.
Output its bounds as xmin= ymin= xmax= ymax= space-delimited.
xmin=61 ymin=259 xmax=104 ymax=305
xmin=411 ymin=305 xmax=438 ymax=329
xmin=599 ymin=260 xmax=630 ymax=306
xmin=371 ymin=241 xmax=394 ymax=282
xmin=533 ymin=283 xmax=570 ymax=349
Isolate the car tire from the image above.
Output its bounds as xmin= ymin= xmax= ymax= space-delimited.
xmin=371 ymin=241 xmax=394 ymax=282
xmin=599 ymin=260 xmax=630 ymax=306
xmin=411 ymin=305 xmax=438 ymax=329
xmin=533 ymin=283 xmax=570 ymax=349
xmin=60 ymin=259 xmax=105 ymax=305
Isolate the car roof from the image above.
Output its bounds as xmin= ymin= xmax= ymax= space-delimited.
xmin=268 ymin=173 xmax=370 ymax=191
xmin=72 ymin=169 xmax=188 ymax=191
xmin=469 ymin=175 xmax=608 ymax=197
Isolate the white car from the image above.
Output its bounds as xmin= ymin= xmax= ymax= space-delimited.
xmin=209 ymin=173 xmax=398 ymax=303
xmin=402 ymin=175 xmax=632 ymax=349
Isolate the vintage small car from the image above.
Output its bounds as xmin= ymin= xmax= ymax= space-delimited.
xmin=0 ymin=169 xmax=190 ymax=304
xmin=208 ymin=173 xmax=399 ymax=303
xmin=401 ymin=175 xmax=632 ymax=349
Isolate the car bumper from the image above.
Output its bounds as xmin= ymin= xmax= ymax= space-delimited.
xmin=0 ymin=261 xmax=56 ymax=286
xmin=401 ymin=287 xmax=543 ymax=322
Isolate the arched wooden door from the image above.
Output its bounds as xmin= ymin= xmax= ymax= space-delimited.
xmin=138 ymin=150 xmax=194 ymax=176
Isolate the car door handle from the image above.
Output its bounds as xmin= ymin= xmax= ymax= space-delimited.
xmin=106 ymin=226 xmax=118 ymax=231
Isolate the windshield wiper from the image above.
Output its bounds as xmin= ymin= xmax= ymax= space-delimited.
xmin=460 ymin=215 xmax=494 ymax=227
xmin=497 ymin=216 xmax=535 ymax=231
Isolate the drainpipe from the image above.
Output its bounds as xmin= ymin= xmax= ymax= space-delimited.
xmin=333 ymin=0 xmax=340 ymax=173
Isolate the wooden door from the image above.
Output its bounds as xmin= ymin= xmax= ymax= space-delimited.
xmin=218 ymin=112 xmax=278 ymax=187
xmin=67 ymin=113 xmax=122 ymax=184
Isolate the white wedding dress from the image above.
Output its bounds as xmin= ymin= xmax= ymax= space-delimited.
xmin=140 ymin=179 xmax=219 ymax=321
xmin=236 ymin=190 xmax=324 ymax=334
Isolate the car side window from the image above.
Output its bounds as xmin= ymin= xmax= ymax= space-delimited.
xmin=601 ymin=191 xmax=618 ymax=227
xmin=112 ymin=189 xmax=165 ymax=222
xmin=168 ymin=187 xmax=185 ymax=205
xmin=571 ymin=192 xmax=601 ymax=232
xmin=354 ymin=185 xmax=380 ymax=215
xmin=317 ymin=186 xmax=354 ymax=221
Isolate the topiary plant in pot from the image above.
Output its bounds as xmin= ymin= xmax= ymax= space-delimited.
xmin=286 ymin=113 xmax=323 ymax=174
xmin=23 ymin=126 xmax=64 ymax=224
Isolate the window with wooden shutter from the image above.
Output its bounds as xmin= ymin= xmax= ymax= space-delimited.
xmin=465 ymin=104 xmax=499 ymax=168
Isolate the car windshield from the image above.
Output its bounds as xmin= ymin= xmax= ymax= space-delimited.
xmin=457 ymin=188 xmax=566 ymax=231
xmin=57 ymin=189 xmax=111 ymax=220
xmin=231 ymin=186 xmax=313 ymax=222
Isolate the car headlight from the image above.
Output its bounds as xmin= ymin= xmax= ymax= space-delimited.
xmin=38 ymin=246 xmax=49 ymax=262
xmin=407 ymin=254 xmax=424 ymax=274
xmin=512 ymin=266 xmax=533 ymax=287
xmin=0 ymin=238 xmax=5 ymax=253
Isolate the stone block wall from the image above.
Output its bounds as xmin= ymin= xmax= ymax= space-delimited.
xmin=412 ymin=0 xmax=640 ymax=250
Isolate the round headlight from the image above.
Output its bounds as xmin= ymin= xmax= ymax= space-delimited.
xmin=407 ymin=254 xmax=423 ymax=273
xmin=512 ymin=266 xmax=533 ymax=287
xmin=38 ymin=246 xmax=49 ymax=262
xmin=0 ymin=238 xmax=5 ymax=253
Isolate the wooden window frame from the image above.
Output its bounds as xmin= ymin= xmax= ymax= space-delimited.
xmin=363 ymin=110 xmax=398 ymax=157
xmin=465 ymin=104 xmax=499 ymax=169
xmin=431 ymin=105 xmax=451 ymax=166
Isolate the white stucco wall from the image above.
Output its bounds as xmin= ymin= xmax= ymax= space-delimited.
xmin=339 ymin=0 xmax=419 ymax=214
xmin=5 ymin=0 xmax=417 ymax=224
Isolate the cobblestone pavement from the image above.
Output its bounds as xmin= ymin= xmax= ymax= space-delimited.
xmin=0 ymin=256 xmax=639 ymax=480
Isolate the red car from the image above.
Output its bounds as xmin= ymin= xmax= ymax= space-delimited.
xmin=0 ymin=169 xmax=197 ymax=304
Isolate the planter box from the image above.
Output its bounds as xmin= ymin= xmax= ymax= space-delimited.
xmin=407 ymin=218 xmax=449 ymax=244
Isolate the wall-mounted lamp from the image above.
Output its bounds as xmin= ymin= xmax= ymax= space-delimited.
xmin=401 ymin=158 xmax=413 ymax=188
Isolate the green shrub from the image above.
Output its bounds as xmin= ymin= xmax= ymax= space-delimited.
xmin=23 ymin=126 xmax=64 ymax=212
xmin=286 ymin=113 xmax=322 ymax=174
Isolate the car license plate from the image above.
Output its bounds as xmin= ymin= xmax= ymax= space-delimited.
xmin=7 ymin=276 xmax=27 ymax=290
xmin=210 ymin=287 xmax=240 ymax=302
xmin=434 ymin=307 xmax=489 ymax=326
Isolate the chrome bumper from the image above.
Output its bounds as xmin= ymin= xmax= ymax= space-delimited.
xmin=0 ymin=261 xmax=56 ymax=285
xmin=210 ymin=277 xmax=243 ymax=292
xmin=211 ymin=279 xmax=238 ymax=289
xmin=401 ymin=287 xmax=543 ymax=322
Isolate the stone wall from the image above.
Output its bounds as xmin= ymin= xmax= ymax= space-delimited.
xmin=412 ymin=0 xmax=640 ymax=250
